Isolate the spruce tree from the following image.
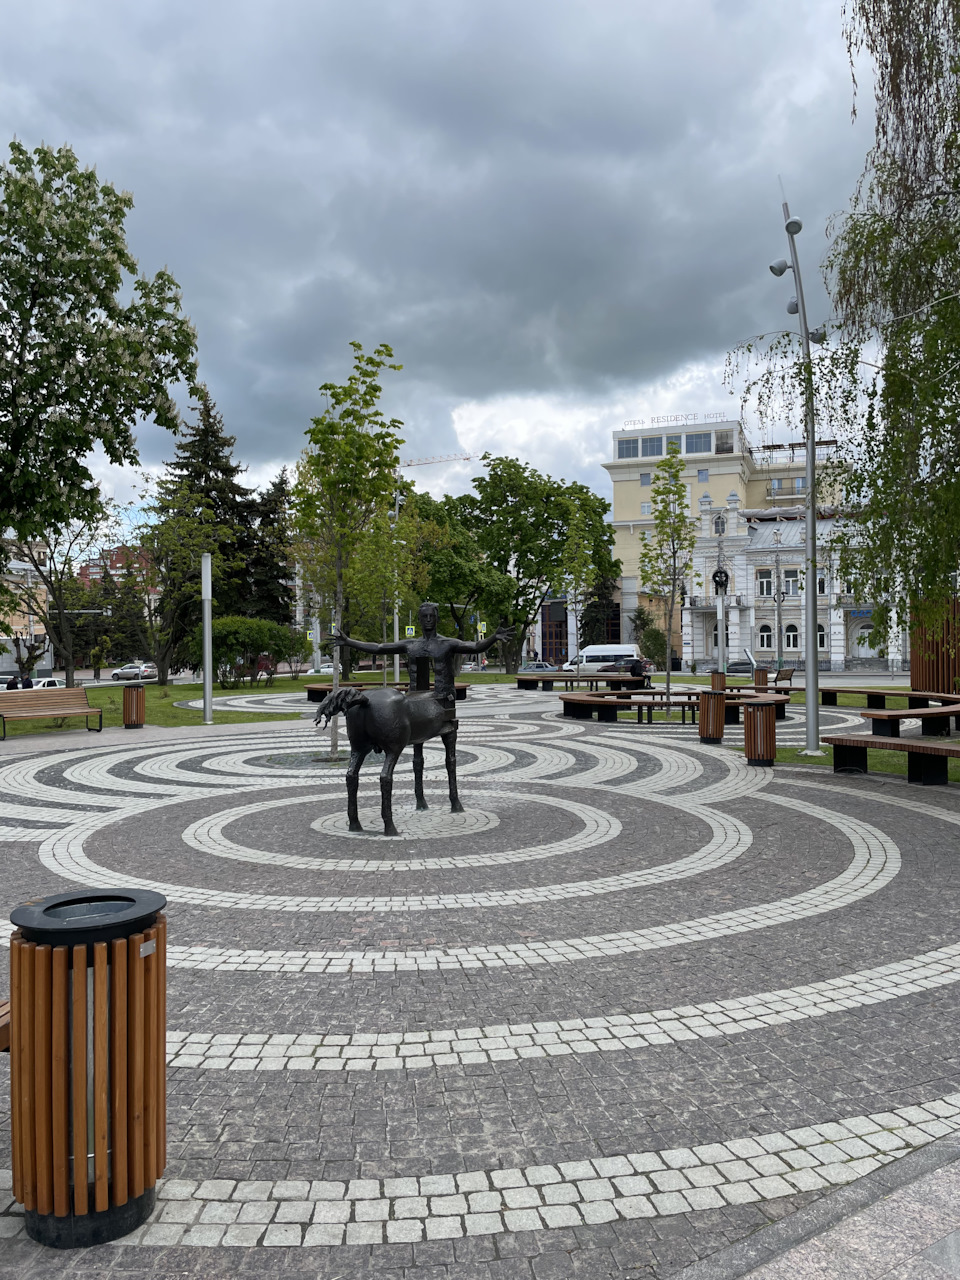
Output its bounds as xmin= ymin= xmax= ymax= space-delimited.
xmin=245 ymin=469 xmax=294 ymax=624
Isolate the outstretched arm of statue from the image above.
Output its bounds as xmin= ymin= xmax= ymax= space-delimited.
xmin=333 ymin=627 xmax=406 ymax=655
xmin=454 ymin=624 xmax=515 ymax=654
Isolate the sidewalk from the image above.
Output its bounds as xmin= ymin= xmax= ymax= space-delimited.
xmin=681 ymin=1135 xmax=960 ymax=1278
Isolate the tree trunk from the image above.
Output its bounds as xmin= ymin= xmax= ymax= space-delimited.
xmin=664 ymin=585 xmax=675 ymax=700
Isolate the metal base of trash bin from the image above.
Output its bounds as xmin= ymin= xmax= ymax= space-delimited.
xmin=25 ymin=1187 xmax=155 ymax=1249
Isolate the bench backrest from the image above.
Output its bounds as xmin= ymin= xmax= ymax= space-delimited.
xmin=772 ymin=669 xmax=795 ymax=684
xmin=0 ymin=688 xmax=91 ymax=713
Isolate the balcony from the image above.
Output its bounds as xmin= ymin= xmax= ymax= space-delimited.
xmin=686 ymin=594 xmax=745 ymax=609
xmin=766 ymin=479 xmax=808 ymax=500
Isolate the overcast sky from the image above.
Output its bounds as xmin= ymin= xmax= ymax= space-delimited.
xmin=0 ymin=0 xmax=872 ymax=503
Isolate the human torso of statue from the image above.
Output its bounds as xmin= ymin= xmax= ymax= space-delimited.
xmin=405 ymin=634 xmax=458 ymax=705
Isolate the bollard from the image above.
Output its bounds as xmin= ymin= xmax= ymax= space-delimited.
xmin=754 ymin=668 xmax=768 ymax=689
xmin=9 ymin=890 xmax=167 ymax=1248
xmin=699 ymin=690 xmax=726 ymax=744
xmin=744 ymin=701 xmax=777 ymax=766
xmin=122 ymin=683 xmax=145 ymax=730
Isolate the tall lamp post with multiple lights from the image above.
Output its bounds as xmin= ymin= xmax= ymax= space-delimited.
xmin=769 ymin=204 xmax=826 ymax=755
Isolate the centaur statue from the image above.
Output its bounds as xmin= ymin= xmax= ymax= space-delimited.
xmin=315 ymin=602 xmax=513 ymax=836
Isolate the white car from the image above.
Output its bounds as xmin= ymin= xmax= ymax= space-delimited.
xmin=307 ymin=664 xmax=336 ymax=675
xmin=30 ymin=677 xmax=68 ymax=690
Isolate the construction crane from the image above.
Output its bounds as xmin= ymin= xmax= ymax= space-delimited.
xmin=399 ymin=452 xmax=472 ymax=468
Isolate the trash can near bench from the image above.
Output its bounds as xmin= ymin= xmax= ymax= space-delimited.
xmin=744 ymin=701 xmax=777 ymax=766
xmin=9 ymin=889 xmax=167 ymax=1248
xmin=710 ymin=672 xmax=727 ymax=691
xmin=699 ymin=690 xmax=726 ymax=745
xmin=122 ymin=683 xmax=145 ymax=730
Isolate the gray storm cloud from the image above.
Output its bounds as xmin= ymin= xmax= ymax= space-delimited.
xmin=0 ymin=0 xmax=872 ymax=493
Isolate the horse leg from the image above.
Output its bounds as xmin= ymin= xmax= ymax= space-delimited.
xmin=346 ymin=745 xmax=371 ymax=832
xmin=413 ymin=743 xmax=428 ymax=811
xmin=380 ymin=750 xmax=402 ymax=837
xmin=442 ymin=725 xmax=464 ymax=814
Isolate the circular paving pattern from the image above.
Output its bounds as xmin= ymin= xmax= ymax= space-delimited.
xmin=1 ymin=685 xmax=960 ymax=1278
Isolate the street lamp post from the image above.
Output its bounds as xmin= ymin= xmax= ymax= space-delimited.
xmin=770 ymin=204 xmax=824 ymax=754
xmin=773 ymin=528 xmax=785 ymax=671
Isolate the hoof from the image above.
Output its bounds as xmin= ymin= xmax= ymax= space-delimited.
xmin=348 ymin=821 xmax=364 ymax=833
xmin=450 ymin=801 xmax=464 ymax=814
xmin=416 ymin=801 xmax=429 ymax=812
xmin=383 ymin=825 xmax=400 ymax=837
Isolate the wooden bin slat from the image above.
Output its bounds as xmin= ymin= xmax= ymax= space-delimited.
xmin=111 ymin=937 xmax=129 ymax=1206
xmin=71 ymin=944 xmax=88 ymax=1216
xmin=18 ymin=941 xmax=37 ymax=1212
xmin=10 ymin=936 xmax=22 ymax=1204
xmin=158 ymin=916 xmax=167 ymax=1178
xmin=143 ymin=927 xmax=158 ymax=1187
xmin=51 ymin=947 xmax=70 ymax=1217
xmin=128 ymin=932 xmax=145 ymax=1200
xmin=93 ymin=942 xmax=109 ymax=1212
xmin=34 ymin=945 xmax=53 ymax=1216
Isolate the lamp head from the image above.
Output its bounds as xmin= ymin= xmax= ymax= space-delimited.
xmin=809 ymin=325 xmax=827 ymax=345
xmin=784 ymin=215 xmax=802 ymax=235
xmin=769 ymin=258 xmax=790 ymax=277
xmin=786 ymin=297 xmax=799 ymax=315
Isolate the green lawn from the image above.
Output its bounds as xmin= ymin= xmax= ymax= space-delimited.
xmin=0 ymin=681 xmax=303 ymax=740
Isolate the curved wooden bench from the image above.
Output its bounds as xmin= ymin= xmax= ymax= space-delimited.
xmin=823 ymin=732 xmax=960 ymax=786
xmin=560 ymin=692 xmax=700 ymax=724
xmin=0 ymin=688 xmax=102 ymax=740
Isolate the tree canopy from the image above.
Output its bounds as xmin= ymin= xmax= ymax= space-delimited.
xmin=0 ymin=140 xmax=197 ymax=541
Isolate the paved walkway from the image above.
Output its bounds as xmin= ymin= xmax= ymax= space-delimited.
xmin=1 ymin=685 xmax=959 ymax=1277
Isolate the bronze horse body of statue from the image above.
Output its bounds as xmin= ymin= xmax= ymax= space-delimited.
xmin=315 ymin=603 xmax=512 ymax=836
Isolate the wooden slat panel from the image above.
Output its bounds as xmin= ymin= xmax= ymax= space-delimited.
xmin=110 ymin=937 xmax=129 ymax=1207
xmin=33 ymin=945 xmax=53 ymax=1216
xmin=71 ymin=944 xmax=88 ymax=1216
xmin=92 ymin=942 xmax=109 ymax=1212
xmin=158 ymin=916 xmax=167 ymax=1177
xmin=128 ymin=932 xmax=144 ymax=1199
xmin=143 ymin=927 xmax=158 ymax=1187
xmin=51 ymin=947 xmax=70 ymax=1217
xmin=10 ymin=936 xmax=22 ymax=1204
xmin=18 ymin=940 xmax=37 ymax=1212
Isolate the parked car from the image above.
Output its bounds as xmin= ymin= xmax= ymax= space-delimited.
xmin=720 ymin=661 xmax=769 ymax=675
xmin=306 ymin=664 xmax=336 ymax=675
xmin=111 ymin=662 xmax=158 ymax=681
xmin=519 ymin=661 xmax=558 ymax=672
xmin=30 ymin=677 xmax=68 ymax=690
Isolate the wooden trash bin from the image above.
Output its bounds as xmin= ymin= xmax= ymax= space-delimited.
xmin=122 ymin=683 xmax=145 ymax=730
xmin=754 ymin=668 xmax=769 ymax=689
xmin=699 ymin=690 xmax=726 ymax=744
xmin=710 ymin=672 xmax=727 ymax=691
xmin=744 ymin=701 xmax=777 ymax=766
xmin=9 ymin=890 xmax=167 ymax=1248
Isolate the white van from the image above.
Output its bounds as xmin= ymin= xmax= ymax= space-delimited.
xmin=562 ymin=644 xmax=640 ymax=673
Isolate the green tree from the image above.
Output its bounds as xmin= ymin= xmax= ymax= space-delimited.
xmin=581 ymin=571 xmax=621 ymax=647
xmin=0 ymin=140 xmax=196 ymax=543
xmin=186 ymin=615 xmax=288 ymax=688
xmin=245 ymin=469 xmax=294 ymax=625
xmin=556 ymin=506 xmax=597 ymax=676
xmin=464 ymin=455 xmax=617 ymax=673
xmin=292 ymin=342 xmax=403 ymax=753
xmin=636 ymin=446 xmax=698 ymax=696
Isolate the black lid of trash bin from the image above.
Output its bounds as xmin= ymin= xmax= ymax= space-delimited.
xmin=11 ymin=888 xmax=167 ymax=947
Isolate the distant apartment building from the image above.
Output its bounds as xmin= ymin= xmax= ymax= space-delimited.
xmin=600 ymin=418 xmax=903 ymax=672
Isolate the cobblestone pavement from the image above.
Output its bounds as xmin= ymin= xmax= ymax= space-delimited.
xmin=1 ymin=685 xmax=959 ymax=1278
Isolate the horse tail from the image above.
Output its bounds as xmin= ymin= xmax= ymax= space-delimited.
xmin=314 ymin=688 xmax=369 ymax=727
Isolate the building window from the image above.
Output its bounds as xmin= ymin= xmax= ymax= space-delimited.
xmin=640 ymin=502 xmax=652 ymax=515
xmin=640 ymin=473 xmax=651 ymax=486
xmin=666 ymin=434 xmax=682 ymax=453
xmin=714 ymin=429 xmax=734 ymax=454
xmin=785 ymin=624 xmax=799 ymax=650
xmin=713 ymin=515 xmax=726 ymax=535
xmin=756 ymin=569 xmax=772 ymax=597
xmin=697 ymin=468 xmax=709 ymax=483
xmin=784 ymin=569 xmax=800 ymax=596
xmin=770 ymin=477 xmax=783 ymax=492
xmin=685 ymin=432 xmax=711 ymax=453
xmin=817 ymin=623 xmax=826 ymax=650
xmin=817 ymin=574 xmax=827 ymax=595
xmin=641 ymin=436 xmax=663 ymax=457
xmin=796 ymin=477 xmax=806 ymax=492
xmin=757 ymin=625 xmax=773 ymax=649
xmin=617 ymin=438 xmax=638 ymax=459
xmin=711 ymin=621 xmax=730 ymax=649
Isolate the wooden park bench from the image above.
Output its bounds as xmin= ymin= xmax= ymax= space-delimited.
xmin=819 ymin=687 xmax=960 ymax=712
xmin=306 ymin=681 xmax=469 ymax=703
xmin=0 ymin=687 xmax=103 ymax=741
xmin=560 ymin=691 xmax=700 ymax=724
xmin=0 ymin=998 xmax=8 ymax=1053
xmin=858 ymin=706 xmax=958 ymax=738
xmin=823 ymin=732 xmax=960 ymax=786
